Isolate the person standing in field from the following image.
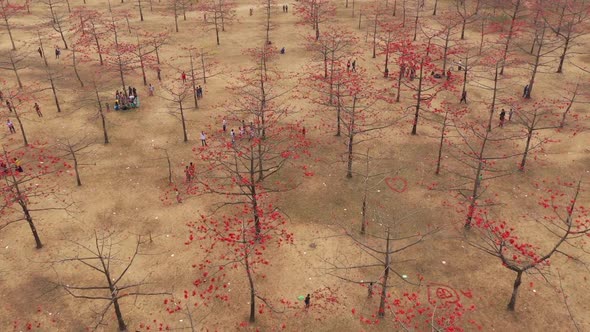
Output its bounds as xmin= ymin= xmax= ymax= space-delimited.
xmin=7 ymin=119 xmax=16 ymax=134
xmin=304 ymin=294 xmax=311 ymax=308
xmin=222 ymin=119 xmax=227 ymax=132
xmin=499 ymin=109 xmax=506 ymax=128
xmin=149 ymin=84 xmax=155 ymax=96
xmin=200 ymin=131 xmax=207 ymax=146
xmin=34 ymin=103 xmax=42 ymax=117
xmin=181 ymin=71 xmax=187 ymax=83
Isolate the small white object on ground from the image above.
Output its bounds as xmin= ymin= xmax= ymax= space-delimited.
xmin=402 ymin=275 xmax=408 ymax=279
xmin=170 ymin=254 xmax=175 ymax=257
xmin=442 ymin=260 xmax=447 ymax=264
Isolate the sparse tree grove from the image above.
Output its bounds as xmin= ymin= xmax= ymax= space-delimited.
xmin=1 ymin=0 xmax=590 ymax=331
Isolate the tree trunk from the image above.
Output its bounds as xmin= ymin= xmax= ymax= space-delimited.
xmin=138 ymin=0 xmax=144 ymax=21
xmin=265 ymin=0 xmax=271 ymax=43
xmin=201 ymin=51 xmax=207 ymax=83
xmin=174 ymin=7 xmax=179 ymax=32
xmin=486 ymin=63 xmax=499 ymax=132
xmin=396 ymin=65 xmax=403 ymax=102
xmin=441 ymin=27 xmax=450 ymax=74
xmin=22 ymin=201 xmax=43 ymax=249
xmin=526 ymin=24 xmax=546 ymax=99
xmin=519 ymin=126 xmax=534 ymax=171
xmin=180 ymin=101 xmax=188 ymax=142
xmin=346 ymin=97 xmax=357 ymax=178
xmin=460 ymin=18 xmax=466 ymax=39
xmin=500 ymin=0 xmax=520 ymax=75
xmin=336 ymin=84 xmax=342 ymax=136
xmin=48 ymin=74 xmax=62 ymax=113
xmin=91 ymin=22 xmax=104 ymax=65
xmin=410 ymin=58 xmax=425 ymax=135
xmin=13 ymin=107 xmax=28 ymax=146
xmin=464 ymin=133 xmax=488 ymax=229
xmin=245 ymin=248 xmax=256 ymax=322
xmin=435 ymin=111 xmax=448 ymax=175
xmin=3 ymin=16 xmax=17 ymax=50
xmin=507 ymin=270 xmax=523 ymax=311
xmin=71 ymin=148 xmax=82 ymax=186
xmin=72 ymin=48 xmax=85 ymax=87
xmin=378 ymin=228 xmax=391 ymax=317
xmin=215 ymin=17 xmax=220 ymax=45
xmin=432 ymin=0 xmax=438 ymax=15
xmin=95 ymin=88 xmax=109 ymax=144
xmin=556 ymin=24 xmax=571 ymax=73
xmin=9 ymin=53 xmax=23 ymax=89
xmin=372 ymin=15 xmax=378 ymax=58
xmin=112 ymin=296 xmax=127 ymax=331
xmin=190 ymin=53 xmax=199 ymax=109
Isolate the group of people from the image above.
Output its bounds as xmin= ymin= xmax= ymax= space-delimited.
xmin=0 ymin=157 xmax=23 ymax=176
xmin=184 ymin=162 xmax=196 ymax=182
xmin=222 ymin=119 xmax=257 ymax=143
xmin=114 ymin=86 xmax=139 ymax=110
xmin=498 ymin=108 xmax=515 ymax=128
xmin=282 ymin=4 xmax=289 ymax=12
xmin=346 ymin=59 xmax=357 ymax=72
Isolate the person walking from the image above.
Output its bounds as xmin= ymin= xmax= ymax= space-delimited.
xmin=446 ymin=69 xmax=451 ymax=80
xmin=198 ymin=85 xmax=203 ymax=98
xmin=200 ymin=131 xmax=207 ymax=146
xmin=347 ymin=60 xmax=351 ymax=72
xmin=189 ymin=162 xmax=195 ymax=179
xmin=457 ymin=59 xmax=463 ymax=71
xmin=222 ymin=119 xmax=227 ymax=132
xmin=6 ymin=100 xmax=13 ymax=112
xmin=352 ymin=60 xmax=356 ymax=72
xmin=34 ymin=103 xmax=42 ymax=117
xmin=7 ymin=119 xmax=16 ymax=134
xmin=509 ymin=108 xmax=514 ymax=121
xmin=185 ymin=166 xmax=191 ymax=181
xmin=55 ymin=46 xmax=61 ymax=59
xmin=157 ymin=67 xmax=162 ymax=81
xmin=149 ymin=84 xmax=155 ymax=96
xmin=181 ymin=71 xmax=187 ymax=83
xmin=459 ymin=90 xmax=467 ymax=104
xmin=304 ymin=294 xmax=311 ymax=308
xmin=230 ymin=129 xmax=236 ymax=143
xmin=522 ymin=84 xmax=529 ymax=97
xmin=499 ymin=109 xmax=506 ymax=128
xmin=286 ymin=4 xmax=288 ymax=12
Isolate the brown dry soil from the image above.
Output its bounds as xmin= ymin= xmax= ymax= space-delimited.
xmin=1 ymin=0 xmax=590 ymax=331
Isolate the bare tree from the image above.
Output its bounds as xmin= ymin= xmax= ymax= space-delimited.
xmin=54 ymin=231 xmax=169 ymax=331
xmin=161 ymin=81 xmax=191 ymax=142
xmin=324 ymin=210 xmax=437 ymax=317
xmin=56 ymin=136 xmax=95 ymax=186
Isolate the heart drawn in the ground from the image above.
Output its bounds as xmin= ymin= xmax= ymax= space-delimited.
xmin=385 ymin=177 xmax=408 ymax=193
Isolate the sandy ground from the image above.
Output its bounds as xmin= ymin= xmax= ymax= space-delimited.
xmin=1 ymin=0 xmax=590 ymax=331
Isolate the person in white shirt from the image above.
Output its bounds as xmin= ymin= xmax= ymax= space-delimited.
xmin=7 ymin=119 xmax=16 ymax=133
xmin=200 ymin=131 xmax=207 ymax=146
